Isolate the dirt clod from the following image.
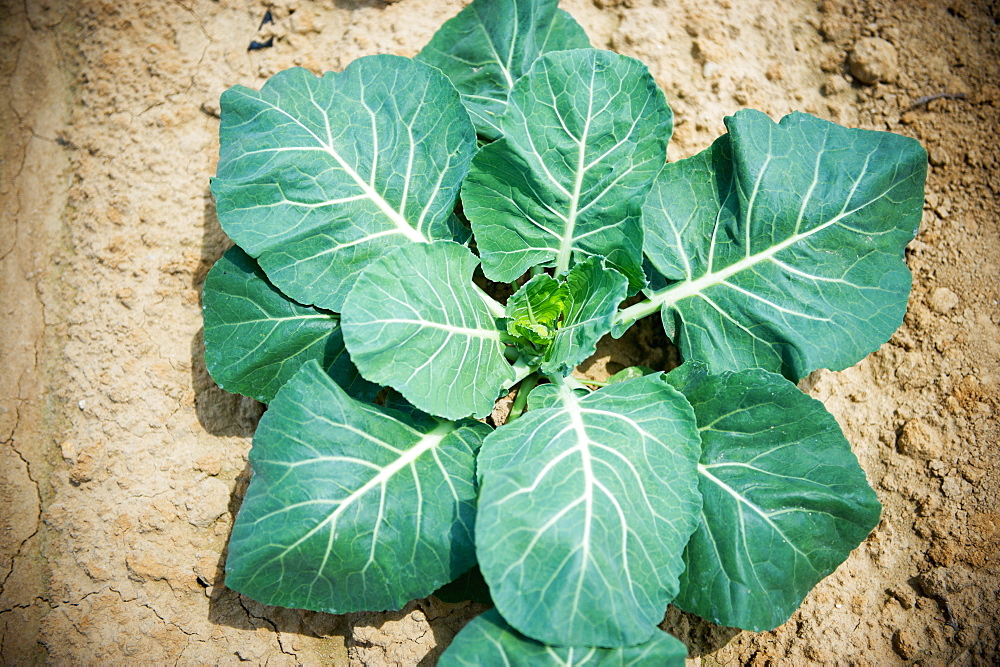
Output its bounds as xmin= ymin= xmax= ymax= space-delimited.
xmin=849 ymin=36 xmax=899 ymax=83
xmin=929 ymin=286 xmax=961 ymax=314
xmin=893 ymin=628 xmax=919 ymax=659
xmin=918 ymin=566 xmax=973 ymax=598
xmin=897 ymin=419 xmax=944 ymax=460
xmin=888 ymin=585 xmax=917 ymax=609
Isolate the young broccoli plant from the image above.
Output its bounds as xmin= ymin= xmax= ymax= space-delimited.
xmin=203 ymin=0 xmax=926 ymax=662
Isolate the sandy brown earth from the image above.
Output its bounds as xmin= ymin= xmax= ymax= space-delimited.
xmin=1 ymin=0 xmax=997 ymax=663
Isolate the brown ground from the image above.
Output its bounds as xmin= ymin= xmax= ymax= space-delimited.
xmin=1 ymin=0 xmax=997 ymax=663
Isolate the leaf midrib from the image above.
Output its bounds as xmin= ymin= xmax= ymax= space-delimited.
xmin=562 ymin=384 xmax=595 ymax=632
xmin=365 ymin=318 xmax=502 ymax=341
xmin=239 ymin=87 xmax=428 ymax=244
xmin=266 ymin=420 xmax=455 ymax=562
xmin=554 ymin=66 xmax=596 ymax=275
xmin=643 ymin=151 xmax=894 ymax=313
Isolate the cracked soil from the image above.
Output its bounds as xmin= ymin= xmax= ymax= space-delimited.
xmin=1 ymin=0 xmax=998 ymax=663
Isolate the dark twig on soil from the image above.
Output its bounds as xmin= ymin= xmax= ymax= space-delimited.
xmin=248 ymin=37 xmax=274 ymax=52
xmin=940 ymin=597 xmax=961 ymax=632
xmin=907 ymin=92 xmax=968 ymax=111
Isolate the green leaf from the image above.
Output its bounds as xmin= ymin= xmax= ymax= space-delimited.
xmin=225 ymin=361 xmax=490 ymax=614
xmin=416 ymin=0 xmax=591 ymax=141
xmin=665 ymin=363 xmax=882 ymax=631
xmin=607 ymin=366 xmax=656 ymax=385
xmin=523 ymin=381 xmax=585 ymax=411
xmin=463 ymin=49 xmax=672 ymax=287
xmin=475 ymin=375 xmax=702 ymax=647
xmin=506 ymin=273 xmax=568 ymax=347
xmin=202 ymin=246 xmax=376 ymax=404
xmin=211 ymin=56 xmax=477 ymax=312
xmin=440 ymin=609 xmax=688 ymax=666
xmin=540 ymin=257 xmax=629 ymax=377
xmin=634 ymin=110 xmax=926 ymax=380
xmin=342 ymin=241 xmax=515 ymax=420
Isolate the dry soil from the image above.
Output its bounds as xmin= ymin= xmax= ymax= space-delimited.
xmin=1 ymin=0 xmax=997 ymax=664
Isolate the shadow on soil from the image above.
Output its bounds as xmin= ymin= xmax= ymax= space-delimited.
xmin=203 ymin=460 xmax=352 ymax=647
xmin=347 ymin=596 xmax=489 ymax=666
xmin=191 ymin=192 xmax=264 ymax=437
xmin=662 ymin=606 xmax=742 ymax=657
xmin=194 ymin=190 xmax=352 ymax=650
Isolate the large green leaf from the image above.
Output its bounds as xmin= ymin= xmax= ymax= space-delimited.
xmin=463 ymin=49 xmax=672 ymax=287
xmin=628 ymin=110 xmax=926 ymax=380
xmin=341 ymin=241 xmax=514 ymax=420
xmin=540 ymin=257 xmax=628 ymax=377
xmin=475 ymin=375 xmax=701 ymax=647
xmin=211 ymin=55 xmax=476 ymax=312
xmin=440 ymin=609 xmax=688 ymax=666
xmin=666 ymin=363 xmax=882 ymax=631
xmin=202 ymin=246 xmax=375 ymax=403
xmin=225 ymin=361 xmax=490 ymax=614
xmin=416 ymin=0 xmax=590 ymax=140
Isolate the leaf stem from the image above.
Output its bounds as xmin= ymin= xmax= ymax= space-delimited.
xmin=506 ymin=353 xmax=537 ymax=389
xmin=473 ymin=283 xmax=507 ymax=319
xmin=560 ymin=375 xmax=590 ymax=392
xmin=613 ymin=295 xmax=664 ymax=332
xmin=506 ymin=373 xmax=539 ymax=423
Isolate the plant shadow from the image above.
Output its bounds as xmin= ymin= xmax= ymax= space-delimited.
xmin=205 ymin=460 xmax=352 ymax=649
xmin=196 ymin=189 xmax=350 ymax=649
xmin=661 ymin=606 xmax=742 ymax=657
xmin=191 ymin=191 xmax=266 ymax=437
xmin=347 ymin=597 xmax=488 ymax=666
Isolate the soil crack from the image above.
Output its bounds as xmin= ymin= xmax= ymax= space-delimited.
xmin=236 ymin=595 xmax=295 ymax=657
xmin=0 ymin=402 xmax=41 ymax=597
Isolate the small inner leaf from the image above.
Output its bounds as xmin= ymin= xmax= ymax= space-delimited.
xmin=504 ymin=258 xmax=628 ymax=376
xmin=540 ymin=257 xmax=629 ymax=377
xmin=506 ymin=273 xmax=569 ymax=347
